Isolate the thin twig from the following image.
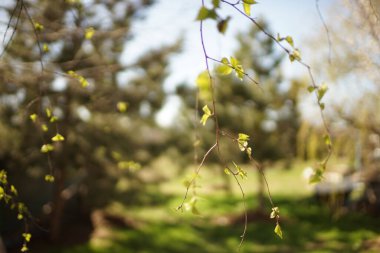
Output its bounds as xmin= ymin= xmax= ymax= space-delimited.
xmin=316 ymin=0 xmax=333 ymax=64
xmin=0 ymin=0 xmax=22 ymax=58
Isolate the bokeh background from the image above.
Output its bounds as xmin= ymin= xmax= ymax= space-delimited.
xmin=1 ymin=0 xmax=380 ymax=252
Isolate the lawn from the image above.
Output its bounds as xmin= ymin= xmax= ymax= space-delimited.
xmin=39 ymin=160 xmax=380 ymax=253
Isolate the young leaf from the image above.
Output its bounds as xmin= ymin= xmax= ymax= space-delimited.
xmin=200 ymin=105 xmax=212 ymax=126
xmin=41 ymin=124 xmax=48 ymax=132
xmin=230 ymin=57 xmax=245 ymax=80
xmin=238 ymin=133 xmax=250 ymax=151
xmin=44 ymin=174 xmax=55 ymax=183
xmin=217 ymin=17 xmax=230 ymax=34
xmin=67 ymin=70 xmax=89 ymax=87
xmin=51 ymin=133 xmax=65 ymax=142
xmin=43 ymin=43 xmax=50 ymax=53
xmin=233 ymin=161 xmax=247 ymax=179
xmin=46 ymin=108 xmax=52 ymax=118
xmin=10 ymin=185 xmax=18 ymax=196
xmin=317 ymin=83 xmax=328 ymax=102
xmin=196 ymin=7 xmax=216 ymax=20
xmin=85 ymin=27 xmax=95 ymax=40
xmin=196 ymin=71 xmax=212 ymax=101
xmin=243 ymin=0 xmax=258 ymax=3
xmin=289 ymin=49 xmax=301 ymax=62
xmin=50 ymin=116 xmax=58 ymax=123
xmin=270 ymin=206 xmax=280 ymax=219
xmin=217 ymin=57 xmax=233 ymax=75
xmin=243 ymin=3 xmax=251 ymax=16
xmin=22 ymin=233 xmax=32 ymax=242
xmin=324 ymin=134 xmax=332 ymax=147
xmin=212 ymin=0 xmax=220 ymax=8
xmin=41 ymin=144 xmax=54 ymax=153
xmin=274 ymin=224 xmax=283 ymax=239
xmin=196 ymin=71 xmax=210 ymax=88
xmin=309 ymin=167 xmax=324 ymax=184
xmin=30 ymin=114 xmax=37 ymax=122
xmin=307 ymin=86 xmax=315 ymax=93
xmin=285 ymin=36 xmax=294 ymax=47
xmin=117 ymin=101 xmax=128 ymax=113
xmin=21 ymin=244 xmax=28 ymax=252
xmin=34 ymin=22 xmax=44 ymax=31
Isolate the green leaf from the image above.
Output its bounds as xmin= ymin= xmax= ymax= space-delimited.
xmin=317 ymin=83 xmax=328 ymax=102
xmin=274 ymin=224 xmax=283 ymax=239
xmin=217 ymin=17 xmax=230 ymax=34
xmin=200 ymin=105 xmax=212 ymax=126
xmin=196 ymin=7 xmax=216 ymax=21
xmin=41 ymin=124 xmax=48 ymax=132
xmin=34 ymin=22 xmax=44 ymax=31
xmin=117 ymin=101 xmax=128 ymax=113
xmin=289 ymin=49 xmax=301 ymax=62
xmin=243 ymin=0 xmax=257 ymax=4
xmin=224 ymin=168 xmax=231 ymax=175
xmin=51 ymin=133 xmax=65 ymax=142
xmin=22 ymin=233 xmax=32 ymax=242
xmin=44 ymin=174 xmax=55 ymax=183
xmin=46 ymin=108 xmax=52 ymax=118
xmin=270 ymin=206 xmax=280 ymax=219
xmin=85 ymin=27 xmax=95 ymax=40
xmin=10 ymin=185 xmax=17 ymax=196
xmin=196 ymin=71 xmax=212 ymax=101
xmin=29 ymin=114 xmax=37 ymax=122
xmin=233 ymin=161 xmax=247 ymax=179
xmin=67 ymin=70 xmax=89 ymax=87
xmin=309 ymin=167 xmax=324 ymax=184
xmin=217 ymin=57 xmax=233 ymax=75
xmin=238 ymin=133 xmax=250 ymax=141
xmin=285 ymin=36 xmax=294 ymax=47
xmin=41 ymin=144 xmax=54 ymax=153
xmin=212 ymin=0 xmax=220 ymax=8
xmin=324 ymin=134 xmax=332 ymax=146
xmin=21 ymin=244 xmax=28 ymax=252
xmin=307 ymin=86 xmax=315 ymax=93
xmin=50 ymin=116 xmax=58 ymax=123
xmin=0 ymin=186 xmax=4 ymax=200
xmin=238 ymin=133 xmax=250 ymax=151
xmin=0 ymin=170 xmax=7 ymax=184
xmin=196 ymin=71 xmax=210 ymax=88
xmin=43 ymin=43 xmax=49 ymax=53
xmin=230 ymin=57 xmax=245 ymax=80
xmin=243 ymin=3 xmax=251 ymax=16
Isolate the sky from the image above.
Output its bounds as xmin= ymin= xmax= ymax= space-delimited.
xmin=0 ymin=0 xmax=338 ymax=126
xmin=120 ymin=0 xmax=338 ymax=126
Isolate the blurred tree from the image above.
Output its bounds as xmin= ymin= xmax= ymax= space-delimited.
xmin=309 ymin=0 xmax=380 ymax=166
xmin=308 ymin=0 xmax=380 ymax=213
xmin=0 ymin=0 xmax=179 ymax=241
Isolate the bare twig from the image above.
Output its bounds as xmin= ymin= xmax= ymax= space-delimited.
xmin=315 ymin=0 xmax=333 ymax=64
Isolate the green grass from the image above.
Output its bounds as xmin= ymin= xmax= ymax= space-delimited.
xmin=44 ymin=160 xmax=380 ymax=253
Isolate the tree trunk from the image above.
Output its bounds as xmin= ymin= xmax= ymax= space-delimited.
xmin=0 ymin=236 xmax=7 ymax=253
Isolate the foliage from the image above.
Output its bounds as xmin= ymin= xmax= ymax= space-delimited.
xmin=0 ymin=0 xmax=180 ymax=244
